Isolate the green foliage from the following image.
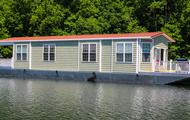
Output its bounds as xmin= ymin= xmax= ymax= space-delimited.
xmin=0 ymin=46 xmax=12 ymax=58
xmin=0 ymin=0 xmax=189 ymax=59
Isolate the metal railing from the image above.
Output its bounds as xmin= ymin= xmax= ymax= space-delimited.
xmin=154 ymin=60 xmax=190 ymax=74
xmin=0 ymin=58 xmax=12 ymax=69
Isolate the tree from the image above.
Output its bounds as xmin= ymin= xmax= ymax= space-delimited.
xmin=29 ymin=0 xmax=69 ymax=36
xmin=0 ymin=46 xmax=12 ymax=58
xmin=0 ymin=0 xmax=189 ymax=59
xmin=180 ymin=1 xmax=190 ymax=58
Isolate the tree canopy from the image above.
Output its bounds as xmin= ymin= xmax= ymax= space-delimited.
xmin=0 ymin=0 xmax=189 ymax=59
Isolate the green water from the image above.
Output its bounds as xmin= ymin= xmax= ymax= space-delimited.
xmin=0 ymin=78 xmax=189 ymax=120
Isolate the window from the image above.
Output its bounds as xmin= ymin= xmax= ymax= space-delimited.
xmin=116 ymin=43 xmax=133 ymax=63
xmin=142 ymin=43 xmax=151 ymax=62
xmin=16 ymin=44 xmax=28 ymax=61
xmin=82 ymin=43 xmax=96 ymax=62
xmin=116 ymin=43 xmax=124 ymax=62
xmin=43 ymin=44 xmax=55 ymax=61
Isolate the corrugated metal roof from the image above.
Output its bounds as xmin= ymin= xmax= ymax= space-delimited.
xmin=0 ymin=32 xmax=175 ymax=43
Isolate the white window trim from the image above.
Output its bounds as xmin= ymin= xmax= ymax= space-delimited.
xmin=42 ymin=44 xmax=56 ymax=62
xmin=12 ymin=44 xmax=15 ymax=69
xmin=29 ymin=42 xmax=32 ymax=69
xmin=81 ymin=43 xmax=97 ymax=63
xmin=78 ymin=41 xmax=80 ymax=71
xmin=115 ymin=42 xmax=134 ymax=63
xmin=136 ymin=38 xmax=140 ymax=73
xmin=16 ymin=44 xmax=28 ymax=61
xmin=111 ymin=40 xmax=114 ymax=72
xmin=141 ymin=42 xmax=152 ymax=63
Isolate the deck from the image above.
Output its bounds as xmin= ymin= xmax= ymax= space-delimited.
xmin=0 ymin=58 xmax=189 ymax=85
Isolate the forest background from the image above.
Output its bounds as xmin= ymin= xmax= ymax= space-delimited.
xmin=0 ymin=0 xmax=189 ymax=59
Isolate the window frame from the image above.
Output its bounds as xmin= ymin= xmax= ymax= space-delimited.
xmin=116 ymin=42 xmax=133 ymax=63
xmin=42 ymin=44 xmax=56 ymax=62
xmin=141 ymin=42 xmax=151 ymax=63
xmin=81 ymin=43 xmax=97 ymax=62
xmin=16 ymin=44 xmax=28 ymax=61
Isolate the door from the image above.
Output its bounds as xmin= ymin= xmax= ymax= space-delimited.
xmin=160 ymin=49 xmax=164 ymax=65
xmin=154 ymin=48 xmax=165 ymax=72
xmin=154 ymin=48 xmax=160 ymax=71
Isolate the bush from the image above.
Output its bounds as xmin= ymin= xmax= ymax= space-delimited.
xmin=0 ymin=46 xmax=12 ymax=58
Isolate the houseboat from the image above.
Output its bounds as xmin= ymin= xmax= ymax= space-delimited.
xmin=0 ymin=32 xmax=175 ymax=74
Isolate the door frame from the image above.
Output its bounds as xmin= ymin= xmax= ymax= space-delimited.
xmin=154 ymin=48 xmax=167 ymax=72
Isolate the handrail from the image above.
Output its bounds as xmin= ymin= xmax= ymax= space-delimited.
xmin=148 ymin=60 xmax=190 ymax=74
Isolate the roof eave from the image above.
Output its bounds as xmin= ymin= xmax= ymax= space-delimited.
xmin=0 ymin=36 xmax=152 ymax=43
xmin=0 ymin=42 xmax=13 ymax=46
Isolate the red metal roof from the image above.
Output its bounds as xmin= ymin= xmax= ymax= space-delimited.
xmin=0 ymin=32 xmax=175 ymax=42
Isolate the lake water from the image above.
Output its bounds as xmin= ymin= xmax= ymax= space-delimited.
xmin=0 ymin=78 xmax=189 ymax=120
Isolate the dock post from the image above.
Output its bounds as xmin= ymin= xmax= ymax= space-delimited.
xmin=188 ymin=60 xmax=190 ymax=74
xmin=11 ymin=57 xmax=14 ymax=69
xmin=175 ymin=61 xmax=178 ymax=72
xmin=170 ymin=60 xmax=172 ymax=72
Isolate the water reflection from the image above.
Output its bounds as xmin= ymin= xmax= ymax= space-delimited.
xmin=0 ymin=79 xmax=189 ymax=120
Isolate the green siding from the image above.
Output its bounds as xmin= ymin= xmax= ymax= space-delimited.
xmin=139 ymin=39 xmax=153 ymax=72
xmin=140 ymin=36 xmax=169 ymax=72
xmin=79 ymin=40 xmax=100 ymax=72
xmin=140 ymin=63 xmax=152 ymax=72
xmin=14 ymin=61 xmax=29 ymax=69
xmin=12 ymin=38 xmax=167 ymax=73
xmin=14 ymin=43 xmax=30 ymax=69
xmin=102 ymin=40 xmax=112 ymax=72
xmin=112 ymin=39 xmax=137 ymax=73
xmin=31 ymin=41 xmax=78 ymax=71
xmin=154 ymin=36 xmax=168 ymax=49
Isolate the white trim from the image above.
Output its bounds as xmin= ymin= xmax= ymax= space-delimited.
xmin=111 ymin=40 xmax=113 ymax=72
xmin=42 ymin=44 xmax=56 ymax=62
xmin=138 ymin=38 xmax=141 ymax=72
xmin=153 ymin=47 xmax=168 ymax=71
xmin=151 ymin=38 xmax=155 ymax=72
xmin=54 ymin=44 xmax=56 ymax=62
xmin=29 ymin=42 xmax=32 ymax=69
xmin=140 ymin=42 xmax=152 ymax=63
xmin=78 ymin=41 xmax=80 ymax=71
xmin=81 ymin=42 xmax=97 ymax=62
xmin=188 ymin=60 xmax=190 ymax=74
xmin=115 ymin=42 xmax=134 ymax=63
xmin=3 ymin=37 xmax=151 ymax=43
xmin=169 ymin=59 xmax=173 ymax=72
xmin=99 ymin=40 xmax=102 ymax=72
xmin=15 ymin=44 xmax=29 ymax=61
xmin=11 ymin=44 xmax=15 ymax=69
xmin=136 ymin=38 xmax=139 ymax=73
xmin=163 ymin=48 xmax=167 ymax=69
